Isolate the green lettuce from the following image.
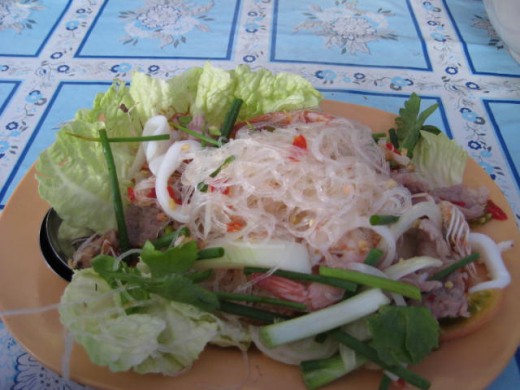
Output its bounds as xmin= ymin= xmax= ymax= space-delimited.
xmin=60 ymin=268 xmax=250 ymax=375
xmin=36 ymin=64 xmax=322 ymax=234
xmin=36 ymin=80 xmax=141 ymax=233
xmin=412 ymin=130 xmax=468 ymax=189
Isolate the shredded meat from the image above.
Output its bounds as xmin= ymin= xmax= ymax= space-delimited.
xmin=71 ymin=230 xmax=119 ymax=269
xmin=125 ymin=204 xmax=169 ymax=247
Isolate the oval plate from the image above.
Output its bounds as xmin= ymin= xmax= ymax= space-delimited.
xmin=0 ymin=101 xmax=519 ymax=389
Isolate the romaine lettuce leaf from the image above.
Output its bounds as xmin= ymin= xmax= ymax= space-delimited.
xmin=412 ymin=130 xmax=468 ymax=189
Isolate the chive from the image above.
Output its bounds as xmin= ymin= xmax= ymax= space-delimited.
xmin=171 ymin=123 xmax=220 ymax=146
xmin=379 ymin=374 xmax=392 ymax=390
xmin=67 ymin=132 xmax=170 ymax=143
xmin=197 ymin=155 xmax=236 ymax=192
xmin=372 ymin=132 xmax=387 ymax=141
xmin=389 ymin=128 xmax=399 ymax=149
xmin=369 ymin=214 xmax=400 ymax=225
xmin=319 ymin=266 xmax=421 ymax=301
xmin=428 ymin=253 xmax=480 ymax=281
xmin=244 ymin=266 xmax=357 ymax=292
xmin=210 ymin=155 xmax=235 ymax=177
xmin=197 ymin=247 xmax=224 ymax=260
xmin=216 ymin=291 xmax=307 ymax=311
xmin=220 ymin=98 xmax=243 ymax=140
xmin=364 ymin=248 xmax=384 ymax=266
xmin=151 ymin=227 xmax=190 ymax=248
xmin=99 ymin=129 xmax=130 ymax=252
xmin=218 ymin=300 xmax=290 ymax=323
xmin=330 ymin=329 xmax=430 ymax=390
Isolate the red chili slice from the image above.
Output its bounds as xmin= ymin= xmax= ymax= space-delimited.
xmin=486 ymin=199 xmax=507 ymax=221
xmin=292 ymin=134 xmax=307 ymax=150
xmin=127 ymin=187 xmax=136 ymax=202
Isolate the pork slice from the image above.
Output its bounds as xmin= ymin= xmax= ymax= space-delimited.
xmin=391 ymin=170 xmax=431 ymax=194
xmin=432 ymin=184 xmax=489 ymax=220
xmin=421 ymin=271 xmax=469 ymax=319
xmin=125 ymin=204 xmax=169 ymax=247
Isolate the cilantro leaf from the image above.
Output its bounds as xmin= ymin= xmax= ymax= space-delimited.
xmin=367 ymin=306 xmax=439 ymax=366
xmin=394 ymin=93 xmax=439 ymax=158
xmin=146 ymin=274 xmax=219 ymax=312
xmin=140 ymin=240 xmax=198 ymax=277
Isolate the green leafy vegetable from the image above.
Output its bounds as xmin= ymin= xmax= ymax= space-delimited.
xmin=392 ymin=93 xmax=440 ymax=158
xmin=367 ymin=306 xmax=440 ymax=366
xmin=59 ymin=268 xmax=250 ymax=375
xmin=412 ymin=130 xmax=468 ymax=189
xmin=91 ymin=244 xmax=219 ymax=312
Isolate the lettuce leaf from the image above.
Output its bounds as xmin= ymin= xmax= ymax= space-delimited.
xmin=412 ymin=130 xmax=468 ymax=189
xmin=60 ymin=268 xmax=250 ymax=375
xmin=36 ymin=80 xmax=140 ymax=233
xmin=192 ymin=63 xmax=323 ymax=129
xmin=36 ymin=64 xmax=322 ymax=234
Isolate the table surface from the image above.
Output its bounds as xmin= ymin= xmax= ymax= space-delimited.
xmin=0 ymin=1 xmax=519 ymax=389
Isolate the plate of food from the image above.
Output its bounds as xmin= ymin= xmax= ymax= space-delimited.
xmin=0 ymin=64 xmax=518 ymax=390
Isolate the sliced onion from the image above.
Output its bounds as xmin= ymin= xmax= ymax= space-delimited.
xmin=250 ymin=326 xmax=338 ymax=365
xmin=390 ymin=201 xmax=442 ymax=240
xmin=383 ymin=256 xmax=442 ymax=280
xmin=371 ymin=225 xmax=396 ymax=268
xmin=468 ymin=233 xmax=511 ymax=293
xmin=196 ymin=238 xmax=312 ymax=274
xmin=155 ymin=140 xmax=201 ymax=222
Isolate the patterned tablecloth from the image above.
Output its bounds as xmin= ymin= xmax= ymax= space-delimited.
xmin=0 ymin=0 xmax=519 ymax=389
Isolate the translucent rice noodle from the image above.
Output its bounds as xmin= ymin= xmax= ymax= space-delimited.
xmin=166 ymin=115 xmax=413 ymax=262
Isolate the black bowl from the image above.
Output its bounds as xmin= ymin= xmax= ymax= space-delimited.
xmin=39 ymin=208 xmax=73 ymax=282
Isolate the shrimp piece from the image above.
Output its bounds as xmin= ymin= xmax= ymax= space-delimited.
xmin=251 ymin=274 xmax=343 ymax=311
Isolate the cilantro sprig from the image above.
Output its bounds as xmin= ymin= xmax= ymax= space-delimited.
xmin=390 ymin=93 xmax=441 ymax=158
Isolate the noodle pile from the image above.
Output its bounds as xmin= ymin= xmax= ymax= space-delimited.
xmin=176 ymin=114 xmax=412 ymax=262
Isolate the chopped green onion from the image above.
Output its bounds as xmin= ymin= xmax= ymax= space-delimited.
xmin=259 ymin=289 xmax=390 ymax=348
xmin=363 ymin=248 xmax=384 ymax=266
xmin=244 ymin=266 xmax=357 ymax=292
xmin=379 ymin=374 xmax=392 ymax=390
xmin=98 ymin=129 xmax=130 ymax=252
xmin=218 ymin=300 xmax=290 ymax=323
xmin=369 ymin=214 xmax=400 ymax=225
xmin=301 ymin=353 xmax=364 ymax=390
xmin=150 ymin=227 xmax=190 ymax=248
xmin=198 ymin=155 xmax=236 ymax=192
xmin=330 ymin=329 xmax=431 ymax=390
xmin=428 ymin=253 xmax=480 ymax=281
xmin=220 ymin=98 xmax=243 ymax=140
xmin=216 ymin=291 xmax=307 ymax=311
xmin=67 ymin=132 xmax=170 ymax=143
xmin=171 ymin=122 xmax=220 ymax=146
xmin=197 ymin=247 xmax=225 ymax=260
xmin=372 ymin=132 xmax=387 ymax=141
xmin=319 ymin=266 xmax=421 ymax=300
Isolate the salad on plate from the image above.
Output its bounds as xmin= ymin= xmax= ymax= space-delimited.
xmin=35 ymin=63 xmax=512 ymax=389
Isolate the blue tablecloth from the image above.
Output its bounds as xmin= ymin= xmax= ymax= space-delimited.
xmin=0 ymin=0 xmax=519 ymax=389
